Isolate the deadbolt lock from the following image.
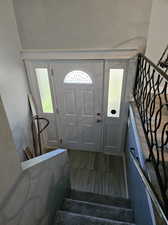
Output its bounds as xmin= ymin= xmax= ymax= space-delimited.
xmin=111 ymin=109 xmax=117 ymax=114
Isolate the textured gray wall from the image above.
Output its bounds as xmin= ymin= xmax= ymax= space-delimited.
xmin=13 ymin=0 xmax=152 ymax=50
xmin=0 ymin=150 xmax=70 ymax=225
xmin=146 ymin=0 xmax=168 ymax=63
xmin=0 ymin=0 xmax=32 ymax=159
xmin=0 ymin=97 xmax=22 ymax=203
xmin=126 ymin=106 xmax=156 ymax=225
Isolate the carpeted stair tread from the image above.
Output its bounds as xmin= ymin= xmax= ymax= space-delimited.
xmin=55 ymin=210 xmax=136 ymax=225
xmin=70 ymin=190 xmax=131 ymax=209
xmin=62 ymin=198 xmax=134 ymax=223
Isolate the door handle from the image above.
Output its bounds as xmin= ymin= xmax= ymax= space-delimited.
xmin=96 ymin=113 xmax=102 ymax=123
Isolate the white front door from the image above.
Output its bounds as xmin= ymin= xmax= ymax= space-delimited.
xmin=52 ymin=60 xmax=104 ymax=151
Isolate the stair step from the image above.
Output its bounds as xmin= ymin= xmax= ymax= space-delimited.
xmin=55 ymin=210 xmax=135 ymax=225
xmin=70 ymin=190 xmax=131 ymax=209
xmin=62 ymin=198 xmax=134 ymax=223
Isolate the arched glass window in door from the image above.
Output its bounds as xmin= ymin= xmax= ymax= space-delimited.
xmin=64 ymin=70 xmax=92 ymax=84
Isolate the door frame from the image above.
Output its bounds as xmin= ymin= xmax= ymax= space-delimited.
xmin=24 ymin=56 xmax=136 ymax=155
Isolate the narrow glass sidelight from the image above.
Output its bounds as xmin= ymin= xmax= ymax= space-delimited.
xmin=35 ymin=68 xmax=54 ymax=113
xmin=107 ymin=69 xmax=124 ymax=118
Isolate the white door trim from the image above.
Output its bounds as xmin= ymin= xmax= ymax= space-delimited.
xmin=21 ymin=49 xmax=139 ymax=60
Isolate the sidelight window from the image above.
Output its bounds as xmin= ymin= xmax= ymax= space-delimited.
xmin=35 ymin=68 xmax=54 ymax=113
xmin=107 ymin=69 xmax=124 ymax=118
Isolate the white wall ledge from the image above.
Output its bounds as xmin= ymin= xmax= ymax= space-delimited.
xmin=21 ymin=48 xmax=143 ymax=60
xmin=21 ymin=149 xmax=67 ymax=170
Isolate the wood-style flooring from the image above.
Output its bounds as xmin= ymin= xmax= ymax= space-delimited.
xmin=68 ymin=150 xmax=127 ymax=198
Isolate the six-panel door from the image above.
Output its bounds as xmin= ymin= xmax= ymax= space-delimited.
xmin=52 ymin=60 xmax=104 ymax=151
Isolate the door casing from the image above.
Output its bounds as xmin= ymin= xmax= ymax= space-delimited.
xmin=25 ymin=58 xmax=130 ymax=154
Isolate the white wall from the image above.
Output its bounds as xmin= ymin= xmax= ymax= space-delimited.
xmin=146 ymin=0 xmax=168 ymax=63
xmin=0 ymin=0 xmax=31 ymax=159
xmin=0 ymin=97 xmax=21 ymax=203
xmin=0 ymin=149 xmax=70 ymax=225
xmin=13 ymin=0 xmax=152 ymax=50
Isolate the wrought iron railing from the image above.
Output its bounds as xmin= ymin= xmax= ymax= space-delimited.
xmin=31 ymin=116 xmax=49 ymax=156
xmin=158 ymin=45 xmax=168 ymax=75
xmin=133 ymin=54 xmax=168 ymax=213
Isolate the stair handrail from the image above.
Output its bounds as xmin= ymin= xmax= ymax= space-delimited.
xmin=129 ymin=150 xmax=168 ymax=224
xmin=133 ymin=53 xmax=168 ymax=214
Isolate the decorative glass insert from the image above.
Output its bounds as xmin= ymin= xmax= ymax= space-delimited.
xmin=64 ymin=70 xmax=92 ymax=84
xmin=35 ymin=68 xmax=54 ymax=113
xmin=107 ymin=69 xmax=124 ymax=118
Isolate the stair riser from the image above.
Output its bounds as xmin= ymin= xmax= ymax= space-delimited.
xmin=70 ymin=190 xmax=131 ymax=208
xmin=62 ymin=199 xmax=134 ymax=223
xmin=55 ymin=211 xmax=135 ymax=225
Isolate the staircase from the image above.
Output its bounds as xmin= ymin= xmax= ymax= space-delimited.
xmin=55 ymin=190 xmax=135 ymax=225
